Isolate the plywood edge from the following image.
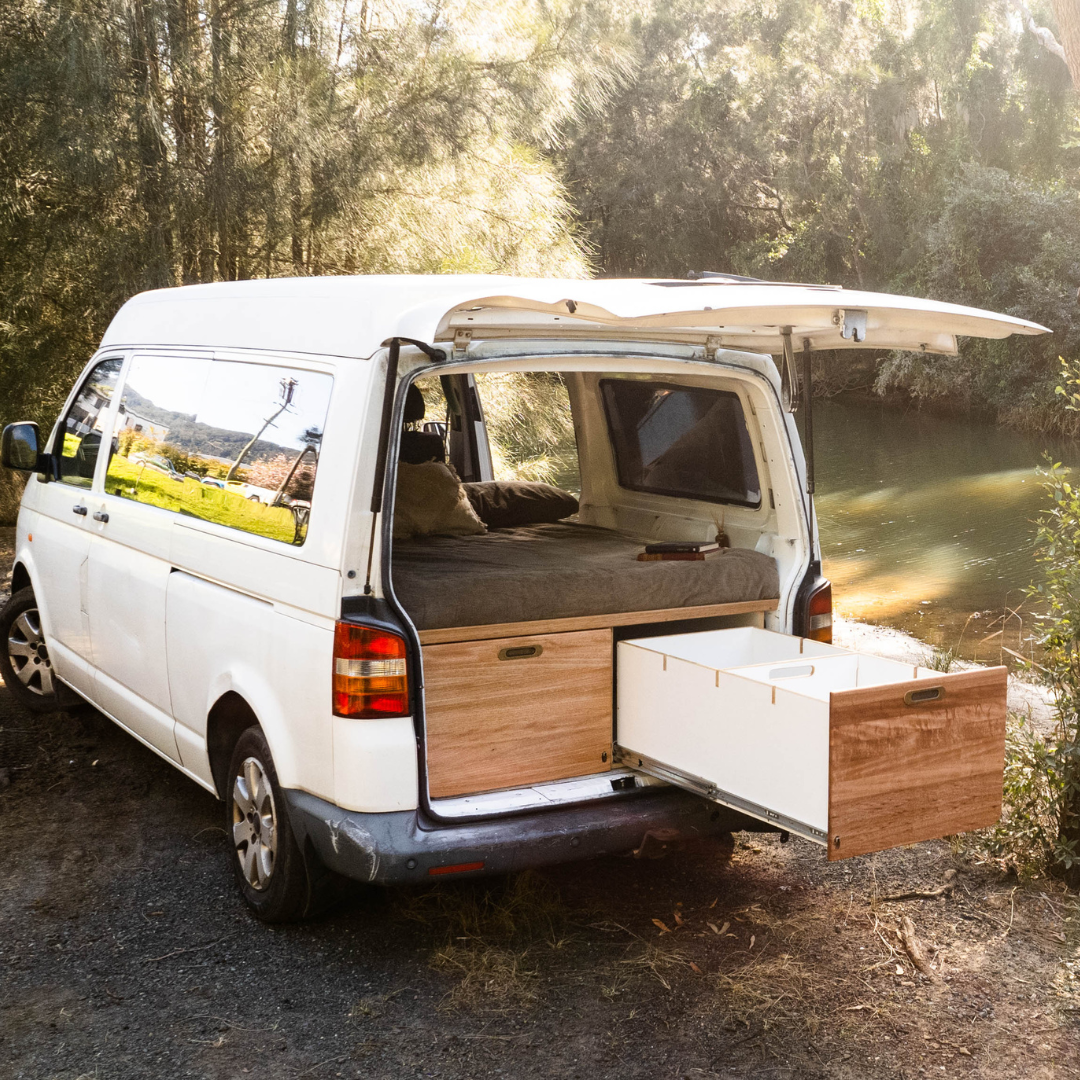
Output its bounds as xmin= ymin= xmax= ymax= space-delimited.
xmin=417 ymin=597 xmax=779 ymax=645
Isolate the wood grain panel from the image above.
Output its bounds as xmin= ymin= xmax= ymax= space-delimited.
xmin=417 ymin=598 xmax=778 ymax=645
xmin=827 ymin=667 xmax=1007 ymax=861
xmin=423 ymin=629 xmax=613 ymax=798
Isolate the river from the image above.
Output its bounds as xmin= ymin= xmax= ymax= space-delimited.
xmin=810 ymin=397 xmax=1080 ymax=666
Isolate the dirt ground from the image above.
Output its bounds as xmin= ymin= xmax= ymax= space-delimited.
xmin=1 ymin=526 xmax=1079 ymax=1080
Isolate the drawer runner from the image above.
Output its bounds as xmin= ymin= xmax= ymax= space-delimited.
xmin=616 ymin=746 xmax=828 ymax=845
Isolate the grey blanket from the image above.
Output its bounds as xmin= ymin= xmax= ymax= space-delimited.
xmin=392 ymin=522 xmax=779 ymax=630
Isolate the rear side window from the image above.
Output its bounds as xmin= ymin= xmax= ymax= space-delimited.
xmin=600 ymin=379 xmax=761 ymax=508
xmin=54 ymin=358 xmax=123 ymax=488
xmin=104 ymin=356 xmax=332 ymax=545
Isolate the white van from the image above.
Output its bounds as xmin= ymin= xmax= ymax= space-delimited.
xmin=0 ymin=275 xmax=1048 ymax=922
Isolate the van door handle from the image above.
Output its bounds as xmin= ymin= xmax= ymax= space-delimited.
xmin=93 ymin=510 xmax=109 ymax=523
xmin=72 ymin=504 xmax=88 ymax=516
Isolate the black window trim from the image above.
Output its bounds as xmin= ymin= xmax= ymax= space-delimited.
xmin=599 ymin=376 xmax=763 ymax=510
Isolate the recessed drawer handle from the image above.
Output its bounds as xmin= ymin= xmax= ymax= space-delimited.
xmin=498 ymin=644 xmax=543 ymax=661
xmin=769 ymin=663 xmax=814 ymax=679
xmin=905 ymin=685 xmax=945 ymax=706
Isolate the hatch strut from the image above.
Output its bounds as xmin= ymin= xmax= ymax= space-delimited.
xmin=801 ymin=338 xmax=814 ymax=496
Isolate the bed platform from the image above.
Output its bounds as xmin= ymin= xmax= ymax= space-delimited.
xmin=392 ymin=522 xmax=780 ymax=643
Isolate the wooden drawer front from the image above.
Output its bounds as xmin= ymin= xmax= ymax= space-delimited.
xmin=617 ymin=629 xmax=1007 ymax=861
xmin=828 ymin=667 xmax=1007 ymax=860
xmin=423 ymin=629 xmax=613 ymax=798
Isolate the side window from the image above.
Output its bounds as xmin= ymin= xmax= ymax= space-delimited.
xmin=471 ymin=371 xmax=581 ymax=494
xmin=600 ymin=379 xmax=762 ymax=509
xmin=54 ymin=358 xmax=123 ymax=488
xmin=105 ymin=355 xmax=332 ymax=546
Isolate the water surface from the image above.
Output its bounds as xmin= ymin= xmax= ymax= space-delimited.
xmin=810 ymin=398 xmax=1080 ymax=663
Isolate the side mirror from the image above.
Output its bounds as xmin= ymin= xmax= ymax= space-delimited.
xmin=1 ymin=422 xmax=43 ymax=472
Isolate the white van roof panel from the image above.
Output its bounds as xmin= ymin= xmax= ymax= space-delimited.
xmin=100 ymin=274 xmax=1049 ymax=359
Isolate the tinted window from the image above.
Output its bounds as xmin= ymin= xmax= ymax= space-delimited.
xmin=600 ymin=379 xmax=761 ymax=508
xmin=55 ymin=358 xmax=123 ymax=487
xmin=105 ymin=356 xmax=332 ymax=545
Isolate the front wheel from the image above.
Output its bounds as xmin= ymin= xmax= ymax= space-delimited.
xmin=226 ymin=725 xmax=339 ymax=922
xmin=0 ymin=587 xmax=64 ymax=713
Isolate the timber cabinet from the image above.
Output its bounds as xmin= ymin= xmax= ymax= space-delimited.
xmin=422 ymin=628 xmax=613 ymax=798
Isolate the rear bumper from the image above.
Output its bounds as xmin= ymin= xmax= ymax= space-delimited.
xmin=284 ymin=787 xmax=750 ymax=885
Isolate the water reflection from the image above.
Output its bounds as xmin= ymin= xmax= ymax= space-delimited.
xmin=809 ymin=398 xmax=1080 ymax=662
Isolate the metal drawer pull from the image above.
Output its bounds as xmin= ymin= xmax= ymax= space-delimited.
xmin=769 ymin=664 xmax=814 ymax=679
xmin=905 ymin=685 xmax=944 ymax=706
xmin=498 ymin=644 xmax=543 ymax=661
xmin=93 ymin=510 xmax=109 ymax=523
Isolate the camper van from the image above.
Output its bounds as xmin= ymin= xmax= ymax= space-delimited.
xmin=0 ymin=275 xmax=1048 ymax=922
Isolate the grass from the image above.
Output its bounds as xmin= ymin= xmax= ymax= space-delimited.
xmin=105 ymin=455 xmax=301 ymax=544
xmin=392 ymin=871 xmax=568 ymax=1013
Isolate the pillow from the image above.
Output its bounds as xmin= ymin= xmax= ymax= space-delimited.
xmin=464 ymin=480 xmax=579 ymax=529
xmin=393 ymin=461 xmax=487 ymax=540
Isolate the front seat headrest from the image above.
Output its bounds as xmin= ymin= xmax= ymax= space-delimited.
xmin=404 ymin=384 xmax=426 ymax=423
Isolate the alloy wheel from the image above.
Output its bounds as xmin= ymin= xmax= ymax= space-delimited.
xmin=231 ymin=756 xmax=278 ymax=890
xmin=6 ymin=607 xmax=54 ymax=697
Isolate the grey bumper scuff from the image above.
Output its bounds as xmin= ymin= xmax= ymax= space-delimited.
xmin=284 ymin=787 xmax=752 ymax=885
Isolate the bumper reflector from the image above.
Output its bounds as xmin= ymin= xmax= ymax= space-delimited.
xmin=428 ymin=861 xmax=485 ymax=876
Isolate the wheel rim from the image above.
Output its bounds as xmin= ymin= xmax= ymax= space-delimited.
xmin=231 ymin=756 xmax=278 ymax=891
xmin=6 ymin=606 xmax=54 ymax=697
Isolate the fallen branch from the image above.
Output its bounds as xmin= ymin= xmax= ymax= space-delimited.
xmin=897 ymin=916 xmax=941 ymax=982
xmin=143 ymin=931 xmax=237 ymax=964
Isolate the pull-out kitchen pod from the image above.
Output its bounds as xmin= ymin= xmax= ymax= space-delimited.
xmin=1 ymin=275 xmax=1048 ymax=920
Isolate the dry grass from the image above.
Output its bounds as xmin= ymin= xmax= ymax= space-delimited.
xmin=393 ymin=871 xmax=568 ymax=1012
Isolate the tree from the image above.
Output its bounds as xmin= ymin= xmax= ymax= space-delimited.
xmin=1051 ymin=0 xmax=1080 ymax=82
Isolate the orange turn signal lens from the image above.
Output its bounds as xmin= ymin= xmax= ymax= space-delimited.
xmin=332 ymin=622 xmax=409 ymax=718
xmin=807 ymin=580 xmax=833 ymax=644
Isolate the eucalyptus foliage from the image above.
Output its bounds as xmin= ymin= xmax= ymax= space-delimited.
xmin=0 ymin=0 xmax=625 ymax=484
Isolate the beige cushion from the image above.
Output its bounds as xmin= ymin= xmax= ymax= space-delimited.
xmin=393 ymin=461 xmax=487 ymax=540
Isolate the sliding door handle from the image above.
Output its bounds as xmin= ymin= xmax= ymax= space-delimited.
xmin=72 ymin=504 xmax=87 ymax=516
xmin=92 ymin=510 xmax=109 ymax=523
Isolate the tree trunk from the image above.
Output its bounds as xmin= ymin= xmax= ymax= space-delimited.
xmin=1051 ymin=1 xmax=1080 ymax=85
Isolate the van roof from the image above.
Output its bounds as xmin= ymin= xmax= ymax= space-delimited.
xmin=100 ymin=274 xmax=1050 ymax=359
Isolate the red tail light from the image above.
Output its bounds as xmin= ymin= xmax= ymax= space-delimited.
xmin=807 ymin=580 xmax=833 ymax=644
xmin=333 ymin=622 xmax=409 ymax=718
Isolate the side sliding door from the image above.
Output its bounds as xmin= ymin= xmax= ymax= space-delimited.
xmin=28 ymin=356 xmax=125 ymax=699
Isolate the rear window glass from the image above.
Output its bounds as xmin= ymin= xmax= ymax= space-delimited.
xmin=600 ymin=379 xmax=761 ymax=508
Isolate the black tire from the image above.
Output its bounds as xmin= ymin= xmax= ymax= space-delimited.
xmin=225 ymin=725 xmax=340 ymax=923
xmin=0 ymin=587 xmax=65 ymax=713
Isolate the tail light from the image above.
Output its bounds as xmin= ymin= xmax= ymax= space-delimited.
xmin=333 ymin=622 xmax=409 ymax=718
xmin=806 ymin=580 xmax=833 ymax=644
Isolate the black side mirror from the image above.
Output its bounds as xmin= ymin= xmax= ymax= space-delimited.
xmin=1 ymin=422 xmax=43 ymax=472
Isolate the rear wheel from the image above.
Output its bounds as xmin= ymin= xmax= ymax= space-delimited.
xmin=0 ymin=587 xmax=64 ymax=713
xmin=226 ymin=725 xmax=340 ymax=922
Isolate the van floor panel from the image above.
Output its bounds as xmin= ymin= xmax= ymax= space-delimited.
xmin=392 ymin=522 xmax=779 ymax=631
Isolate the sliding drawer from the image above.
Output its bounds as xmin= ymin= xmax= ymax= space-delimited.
xmin=423 ymin=628 xmax=612 ymax=798
xmin=616 ymin=627 xmax=1006 ymax=860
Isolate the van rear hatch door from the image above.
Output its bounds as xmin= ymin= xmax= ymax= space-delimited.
xmin=616 ymin=627 xmax=1007 ymax=860
xmin=388 ymin=279 xmax=1049 ymax=356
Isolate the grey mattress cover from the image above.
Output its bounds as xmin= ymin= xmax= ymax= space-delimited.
xmin=392 ymin=522 xmax=779 ymax=630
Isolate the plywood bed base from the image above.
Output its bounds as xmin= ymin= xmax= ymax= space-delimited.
xmin=416 ymin=597 xmax=779 ymax=645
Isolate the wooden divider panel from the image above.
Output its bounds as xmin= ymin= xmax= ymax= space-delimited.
xmin=827 ymin=666 xmax=1008 ymax=861
xmin=423 ymin=628 xmax=613 ymax=798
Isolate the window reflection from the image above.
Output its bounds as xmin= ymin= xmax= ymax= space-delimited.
xmin=105 ymin=357 xmax=332 ymax=545
xmin=56 ymin=358 xmax=123 ymax=488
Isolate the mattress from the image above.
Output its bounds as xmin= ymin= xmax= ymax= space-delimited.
xmin=391 ymin=522 xmax=780 ymax=631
